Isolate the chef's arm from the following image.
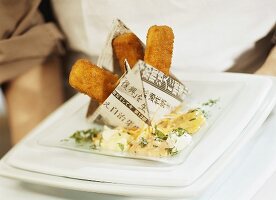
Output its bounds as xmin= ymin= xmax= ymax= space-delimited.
xmin=0 ymin=0 xmax=65 ymax=145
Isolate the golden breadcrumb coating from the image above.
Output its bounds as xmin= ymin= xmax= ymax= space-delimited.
xmin=69 ymin=59 xmax=119 ymax=103
xmin=112 ymin=33 xmax=144 ymax=73
xmin=144 ymin=25 xmax=174 ymax=75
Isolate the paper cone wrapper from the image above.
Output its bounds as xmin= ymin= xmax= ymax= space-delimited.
xmin=86 ymin=19 xmax=188 ymax=128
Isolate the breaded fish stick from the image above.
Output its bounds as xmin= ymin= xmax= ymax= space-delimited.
xmin=144 ymin=26 xmax=174 ymax=75
xmin=69 ymin=59 xmax=119 ymax=103
xmin=112 ymin=33 xmax=144 ymax=73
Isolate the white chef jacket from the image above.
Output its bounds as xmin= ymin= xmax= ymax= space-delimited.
xmin=52 ymin=0 xmax=276 ymax=72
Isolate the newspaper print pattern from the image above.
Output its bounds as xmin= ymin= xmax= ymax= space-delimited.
xmin=91 ymin=60 xmax=188 ymax=128
xmin=139 ymin=62 xmax=188 ymax=101
xmin=91 ymin=61 xmax=150 ymax=128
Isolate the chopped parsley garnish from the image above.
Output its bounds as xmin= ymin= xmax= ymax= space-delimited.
xmin=139 ymin=137 xmax=148 ymax=148
xmin=70 ymin=129 xmax=100 ymax=144
xmin=166 ymin=148 xmax=178 ymax=156
xmin=173 ymin=128 xmax=188 ymax=136
xmin=189 ymin=109 xmax=197 ymax=113
xmin=154 ymin=125 xmax=168 ymax=140
xmin=202 ymin=99 xmax=219 ymax=107
xmin=189 ymin=118 xmax=196 ymax=121
xmin=201 ymin=109 xmax=208 ymax=118
xmin=188 ymin=108 xmax=208 ymax=118
xmin=188 ymin=108 xmax=200 ymax=113
xmin=118 ymin=143 xmax=124 ymax=151
xmin=90 ymin=144 xmax=97 ymax=150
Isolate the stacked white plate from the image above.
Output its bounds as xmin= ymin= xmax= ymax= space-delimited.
xmin=1 ymin=71 xmax=276 ymax=199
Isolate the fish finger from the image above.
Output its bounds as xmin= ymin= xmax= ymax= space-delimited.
xmin=112 ymin=33 xmax=144 ymax=73
xmin=144 ymin=25 xmax=174 ymax=75
xmin=69 ymin=59 xmax=119 ymax=103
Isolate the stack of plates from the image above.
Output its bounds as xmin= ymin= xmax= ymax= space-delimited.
xmin=1 ymin=71 xmax=276 ymax=199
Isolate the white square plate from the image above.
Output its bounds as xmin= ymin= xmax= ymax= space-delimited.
xmin=1 ymin=76 xmax=276 ymax=198
xmin=4 ymin=72 xmax=274 ymax=187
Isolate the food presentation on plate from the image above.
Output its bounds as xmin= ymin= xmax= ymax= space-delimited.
xmin=3 ymin=16 xmax=276 ymax=198
xmin=2 ymin=0 xmax=276 ymax=197
xmin=63 ymin=21 xmax=220 ymax=160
